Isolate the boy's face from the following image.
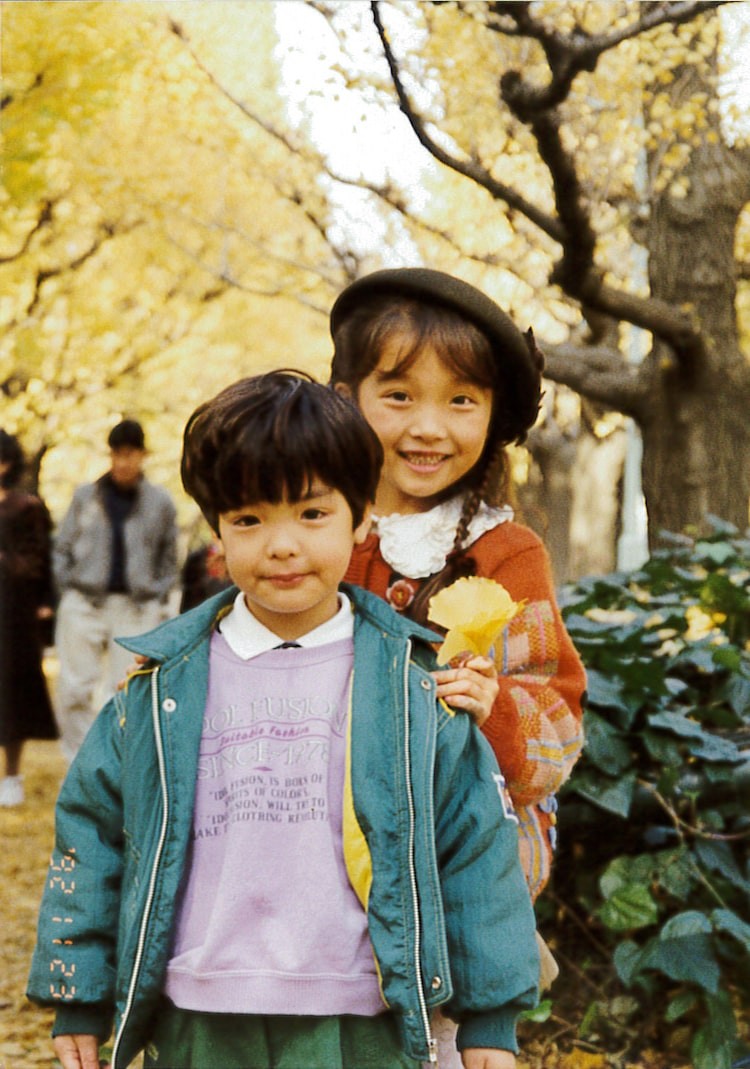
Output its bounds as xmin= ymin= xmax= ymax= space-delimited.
xmin=216 ymin=482 xmax=371 ymax=641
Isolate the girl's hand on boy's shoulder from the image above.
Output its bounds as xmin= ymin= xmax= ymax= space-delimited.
xmin=432 ymin=653 xmax=498 ymax=727
xmin=53 ymin=1033 xmax=108 ymax=1069
xmin=462 ymin=1048 xmax=516 ymax=1069
xmin=116 ymin=653 xmax=150 ymax=691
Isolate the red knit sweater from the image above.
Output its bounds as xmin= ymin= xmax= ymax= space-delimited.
xmin=345 ymin=520 xmax=586 ymax=899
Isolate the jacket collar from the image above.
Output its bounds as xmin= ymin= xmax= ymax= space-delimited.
xmin=344 ymin=583 xmax=440 ymax=646
xmin=117 ymin=582 xmax=441 ymax=665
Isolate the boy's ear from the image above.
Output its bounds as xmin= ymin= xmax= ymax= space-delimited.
xmin=353 ymin=504 xmax=372 ymax=545
xmin=334 ymin=382 xmax=352 ymax=400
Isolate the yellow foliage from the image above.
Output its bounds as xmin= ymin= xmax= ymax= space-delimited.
xmin=1 ymin=0 xmax=341 ymax=517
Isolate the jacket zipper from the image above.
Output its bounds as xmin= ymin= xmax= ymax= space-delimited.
xmin=403 ymin=641 xmax=437 ymax=1065
xmin=112 ymin=668 xmax=170 ymax=1069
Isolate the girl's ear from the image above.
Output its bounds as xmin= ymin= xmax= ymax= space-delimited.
xmin=334 ymin=382 xmax=353 ymax=400
xmin=353 ymin=504 xmax=372 ymax=545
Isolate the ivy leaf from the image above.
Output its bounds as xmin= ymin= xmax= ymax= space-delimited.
xmin=711 ymin=908 xmax=750 ymax=952
xmin=598 ymin=883 xmax=659 ymax=932
xmin=643 ymin=729 xmax=684 ymax=764
xmin=572 ymin=769 xmax=636 ymax=817
xmin=648 ymin=711 xmax=705 ymax=738
xmin=691 ymin=1025 xmax=733 ymax=1069
xmin=519 ymin=998 xmax=552 ymax=1022
xmin=656 ymin=847 xmax=697 ymax=901
xmin=581 ymin=710 xmax=632 ymax=775
xmin=721 ymin=673 xmax=750 ymax=717
xmin=665 ymin=989 xmax=698 ymax=1022
xmin=694 ymin=540 xmax=736 ymax=566
xmin=584 ymin=668 xmax=638 ymax=727
xmin=600 ymin=854 xmax=653 ymax=897
xmin=613 ymin=939 xmax=642 ymax=985
xmin=695 ymin=840 xmax=750 ymax=893
xmin=690 ymin=990 xmax=737 ymax=1069
xmin=675 ymin=647 xmax=720 ymax=673
xmin=688 ymin=733 xmax=744 ymax=763
xmin=637 ymin=912 xmax=720 ymax=992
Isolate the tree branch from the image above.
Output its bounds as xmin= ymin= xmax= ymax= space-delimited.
xmin=0 ymin=201 xmax=55 ymax=263
xmin=167 ymin=14 xmax=548 ymax=290
xmin=542 ymin=340 xmax=646 ymax=417
xmin=370 ymin=1 xmax=565 ymax=244
xmin=490 ymin=1 xmax=725 ymax=116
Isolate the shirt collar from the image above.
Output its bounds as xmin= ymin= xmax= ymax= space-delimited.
xmin=218 ymin=590 xmax=354 ymax=661
xmin=373 ymin=495 xmax=514 ymax=578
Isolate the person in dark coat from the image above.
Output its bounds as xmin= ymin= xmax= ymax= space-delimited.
xmin=0 ymin=430 xmax=57 ymax=807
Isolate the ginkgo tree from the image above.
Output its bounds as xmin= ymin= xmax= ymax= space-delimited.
xmin=0 ymin=0 xmax=342 ymax=517
xmin=304 ymin=0 xmax=750 ymax=544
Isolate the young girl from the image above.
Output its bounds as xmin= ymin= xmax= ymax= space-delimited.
xmin=330 ymin=268 xmax=586 ymax=1061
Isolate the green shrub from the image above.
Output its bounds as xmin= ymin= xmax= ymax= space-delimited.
xmin=549 ymin=518 xmax=750 ymax=1068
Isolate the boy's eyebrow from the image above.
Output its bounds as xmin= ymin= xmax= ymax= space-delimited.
xmin=300 ymin=483 xmax=335 ymax=501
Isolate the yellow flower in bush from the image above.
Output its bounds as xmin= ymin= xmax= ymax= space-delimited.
xmin=428 ymin=576 xmax=524 ymax=664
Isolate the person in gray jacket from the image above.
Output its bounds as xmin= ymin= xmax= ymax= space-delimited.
xmin=53 ymin=419 xmax=178 ymax=762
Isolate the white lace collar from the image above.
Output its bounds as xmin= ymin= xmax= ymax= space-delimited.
xmin=373 ymin=496 xmax=513 ymax=579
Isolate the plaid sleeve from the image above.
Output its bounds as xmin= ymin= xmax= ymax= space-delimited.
xmin=478 ymin=536 xmax=586 ymax=896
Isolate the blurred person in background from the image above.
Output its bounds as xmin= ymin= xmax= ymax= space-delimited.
xmin=53 ymin=419 xmax=178 ymax=763
xmin=0 ymin=429 xmax=57 ymax=807
xmin=179 ymin=536 xmax=231 ymax=613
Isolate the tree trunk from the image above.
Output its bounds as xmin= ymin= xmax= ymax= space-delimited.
xmin=638 ymin=84 xmax=750 ymax=539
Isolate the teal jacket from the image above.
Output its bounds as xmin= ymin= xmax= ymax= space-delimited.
xmin=28 ymin=584 xmax=539 ymax=1066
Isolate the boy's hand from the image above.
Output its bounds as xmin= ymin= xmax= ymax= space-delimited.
xmin=53 ymin=1034 xmax=108 ymax=1069
xmin=462 ymin=1049 xmax=516 ymax=1069
xmin=432 ymin=653 xmax=499 ymax=727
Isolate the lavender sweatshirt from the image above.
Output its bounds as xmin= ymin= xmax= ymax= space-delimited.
xmin=164 ymin=608 xmax=383 ymax=1017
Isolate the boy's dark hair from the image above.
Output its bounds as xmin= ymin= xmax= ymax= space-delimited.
xmin=181 ymin=370 xmax=383 ymax=532
xmin=108 ymin=419 xmax=145 ymax=451
xmin=0 ymin=429 xmax=25 ymax=490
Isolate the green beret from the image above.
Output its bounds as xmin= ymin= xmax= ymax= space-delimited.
xmin=330 ymin=268 xmax=543 ymax=442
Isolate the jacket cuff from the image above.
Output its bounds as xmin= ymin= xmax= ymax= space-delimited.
xmin=53 ymin=1003 xmax=112 ymax=1042
xmin=455 ymin=1006 xmax=519 ymax=1054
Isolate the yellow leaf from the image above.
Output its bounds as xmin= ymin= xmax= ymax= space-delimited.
xmin=561 ymin=1051 xmax=607 ymax=1069
xmin=427 ymin=576 xmax=523 ymax=664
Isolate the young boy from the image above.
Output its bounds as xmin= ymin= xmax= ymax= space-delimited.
xmin=28 ymin=371 xmax=539 ymax=1069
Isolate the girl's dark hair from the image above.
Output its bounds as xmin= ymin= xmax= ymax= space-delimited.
xmin=181 ymin=370 xmax=383 ymax=532
xmin=0 ymin=429 xmax=25 ymax=490
xmin=330 ymin=284 xmax=544 ymax=625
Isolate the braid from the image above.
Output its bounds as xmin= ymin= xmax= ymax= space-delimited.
xmin=407 ymin=441 xmax=509 ymax=627
xmin=451 ymin=440 xmax=508 ymax=554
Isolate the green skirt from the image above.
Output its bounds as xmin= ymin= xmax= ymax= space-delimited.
xmin=143 ymin=1001 xmax=419 ymax=1069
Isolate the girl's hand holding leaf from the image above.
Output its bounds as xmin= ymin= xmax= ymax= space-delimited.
xmin=428 ymin=577 xmax=524 ymax=726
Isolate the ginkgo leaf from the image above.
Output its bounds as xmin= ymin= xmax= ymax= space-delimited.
xmin=427 ymin=576 xmax=524 ymax=664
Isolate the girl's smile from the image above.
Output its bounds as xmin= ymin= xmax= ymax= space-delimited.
xmin=401 ymin=451 xmax=450 ymax=469
xmin=351 ymin=344 xmax=493 ymax=515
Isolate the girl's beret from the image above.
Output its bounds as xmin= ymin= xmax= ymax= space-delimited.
xmin=330 ymin=267 xmax=544 ymax=440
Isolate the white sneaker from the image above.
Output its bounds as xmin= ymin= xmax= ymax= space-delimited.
xmin=0 ymin=775 xmax=24 ymax=807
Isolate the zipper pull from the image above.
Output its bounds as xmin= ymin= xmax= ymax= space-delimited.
xmin=427 ymin=1036 xmax=439 ymax=1065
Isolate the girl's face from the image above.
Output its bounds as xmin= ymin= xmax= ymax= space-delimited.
xmin=349 ymin=339 xmax=493 ymax=515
